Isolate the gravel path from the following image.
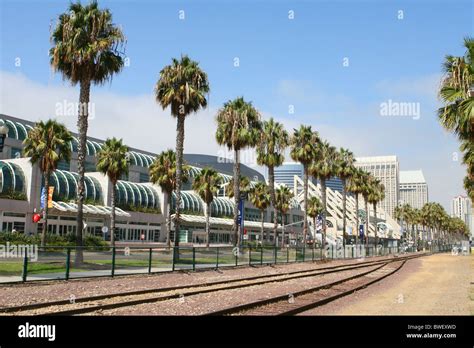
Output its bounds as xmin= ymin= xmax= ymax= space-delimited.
xmin=0 ymin=255 xmax=397 ymax=309
xmin=299 ymin=253 xmax=473 ymax=315
xmin=85 ymin=263 xmax=384 ymax=316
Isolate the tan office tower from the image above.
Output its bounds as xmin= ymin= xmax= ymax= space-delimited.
xmin=355 ymin=156 xmax=399 ymax=217
xmin=399 ymin=170 xmax=429 ymax=209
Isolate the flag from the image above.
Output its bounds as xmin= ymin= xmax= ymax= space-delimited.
xmin=237 ymin=199 xmax=244 ymax=227
xmin=47 ymin=186 xmax=54 ymax=208
xmin=40 ymin=187 xmax=46 ymax=210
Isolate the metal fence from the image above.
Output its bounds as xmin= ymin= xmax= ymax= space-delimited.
xmin=0 ymin=243 xmax=454 ymax=283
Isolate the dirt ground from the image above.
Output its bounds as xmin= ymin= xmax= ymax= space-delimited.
xmin=301 ymin=252 xmax=474 ymax=315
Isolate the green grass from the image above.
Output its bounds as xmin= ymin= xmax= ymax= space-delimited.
xmin=0 ymin=249 xmax=306 ymax=278
xmin=0 ymin=262 xmax=93 ymax=275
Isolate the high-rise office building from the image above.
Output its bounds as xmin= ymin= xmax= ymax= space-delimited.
xmin=451 ymin=195 xmax=471 ymax=226
xmin=399 ymin=170 xmax=428 ymax=209
xmin=354 ymin=156 xmax=399 ymax=217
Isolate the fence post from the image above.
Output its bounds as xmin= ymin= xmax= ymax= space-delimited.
xmin=302 ymin=245 xmax=305 ymax=262
xmin=235 ymin=246 xmax=238 ymax=266
xmin=260 ymin=246 xmax=263 ymax=265
xmin=21 ymin=252 xmax=28 ymax=282
xmin=172 ymin=247 xmax=176 ymax=272
xmin=148 ymin=248 xmax=153 ymax=274
xmin=274 ymin=246 xmax=277 ymax=265
xmin=192 ymin=247 xmax=196 ymax=271
xmin=287 ymin=247 xmax=289 ymax=263
xmin=65 ymin=247 xmax=71 ymax=280
xmin=111 ymin=247 xmax=116 ymax=277
xmin=249 ymin=246 xmax=252 ymax=266
xmin=312 ymin=247 xmax=314 ymax=262
xmin=216 ymin=247 xmax=219 ymax=269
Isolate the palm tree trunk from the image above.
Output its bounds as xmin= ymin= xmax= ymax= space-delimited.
xmin=421 ymin=224 xmax=425 ymax=250
xmin=342 ymin=178 xmax=347 ymax=249
xmin=364 ymin=197 xmax=369 ymax=248
xmin=303 ymin=164 xmax=308 ymax=247
xmin=206 ymin=202 xmax=210 ymax=248
xmin=174 ymin=114 xmax=186 ymax=248
xmin=233 ymin=149 xmax=241 ymax=247
xmin=110 ymin=182 xmax=116 ymax=247
xmin=321 ymin=178 xmax=327 ymax=258
xmin=313 ymin=216 xmax=317 ymax=250
xmin=260 ymin=210 xmax=264 ymax=245
xmin=75 ymin=78 xmax=91 ymax=265
xmin=280 ymin=211 xmax=285 ymax=248
xmin=268 ymin=166 xmax=278 ymax=246
xmin=355 ymin=193 xmax=359 ymax=246
xmin=167 ymin=192 xmax=172 ymax=248
xmin=41 ymin=172 xmax=50 ymax=248
xmin=373 ymin=203 xmax=378 ymax=253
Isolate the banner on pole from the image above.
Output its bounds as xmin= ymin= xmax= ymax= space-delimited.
xmin=47 ymin=186 xmax=54 ymax=208
xmin=40 ymin=187 xmax=46 ymax=210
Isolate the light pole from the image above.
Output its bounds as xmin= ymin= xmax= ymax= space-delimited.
xmin=0 ymin=122 xmax=8 ymax=153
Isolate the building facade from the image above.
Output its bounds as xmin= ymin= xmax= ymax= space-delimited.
xmin=399 ymin=170 xmax=428 ymax=209
xmin=451 ymin=195 xmax=471 ymax=226
xmin=274 ymin=162 xmax=344 ymax=193
xmin=0 ymin=114 xmax=304 ymax=245
xmin=355 ymin=156 xmax=399 ymax=217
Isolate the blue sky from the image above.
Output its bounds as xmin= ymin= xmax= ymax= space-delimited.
xmin=0 ymin=0 xmax=473 ymax=210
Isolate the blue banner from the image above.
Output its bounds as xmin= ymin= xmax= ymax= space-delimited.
xmin=359 ymin=224 xmax=364 ymax=238
xmin=40 ymin=187 xmax=46 ymax=210
xmin=237 ymin=199 xmax=244 ymax=227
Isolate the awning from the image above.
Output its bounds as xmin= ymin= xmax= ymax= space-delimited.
xmin=51 ymin=201 xmax=131 ymax=217
xmin=172 ymin=214 xmax=284 ymax=231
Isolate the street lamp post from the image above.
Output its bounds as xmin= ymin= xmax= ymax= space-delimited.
xmin=0 ymin=122 xmax=8 ymax=153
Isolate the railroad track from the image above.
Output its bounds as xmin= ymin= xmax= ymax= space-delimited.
xmin=1 ymin=253 xmax=426 ymax=316
xmin=204 ymin=259 xmax=409 ymax=316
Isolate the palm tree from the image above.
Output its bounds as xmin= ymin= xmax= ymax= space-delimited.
xmin=290 ymin=125 xmax=320 ymax=247
xmin=347 ymin=168 xmax=365 ymax=246
xmin=359 ymin=171 xmax=373 ymax=247
xmin=412 ymin=208 xmax=422 ymax=250
xmin=155 ymin=55 xmax=210 ymax=248
xmin=438 ymin=37 xmax=474 ymax=142
xmin=438 ymin=38 xmax=474 ymax=230
xmin=420 ymin=203 xmax=432 ymax=250
xmin=96 ymin=138 xmax=129 ymax=247
xmin=225 ymin=176 xmax=251 ymax=198
xmin=309 ymin=140 xmax=337 ymax=252
xmin=149 ymin=150 xmax=189 ymax=248
xmin=367 ymin=179 xmax=385 ymax=251
xmin=216 ymin=97 xmax=262 ymax=246
xmin=248 ymin=182 xmax=271 ymax=244
xmin=307 ymin=196 xmax=324 ymax=248
xmin=50 ymin=1 xmax=126 ymax=263
xmin=23 ymin=120 xmax=72 ymax=247
xmin=275 ymin=185 xmax=294 ymax=247
xmin=335 ymin=148 xmax=355 ymax=249
xmin=257 ymin=118 xmax=289 ymax=246
xmin=394 ymin=204 xmax=406 ymax=244
xmin=192 ymin=168 xmax=222 ymax=247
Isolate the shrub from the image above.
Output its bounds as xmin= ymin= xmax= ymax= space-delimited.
xmin=0 ymin=232 xmax=108 ymax=249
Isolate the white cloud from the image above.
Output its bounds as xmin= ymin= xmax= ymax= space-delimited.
xmin=374 ymin=73 xmax=443 ymax=100
xmin=0 ymin=71 xmax=220 ymax=156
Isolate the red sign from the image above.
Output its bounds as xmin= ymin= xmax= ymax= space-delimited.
xmin=32 ymin=213 xmax=41 ymax=223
